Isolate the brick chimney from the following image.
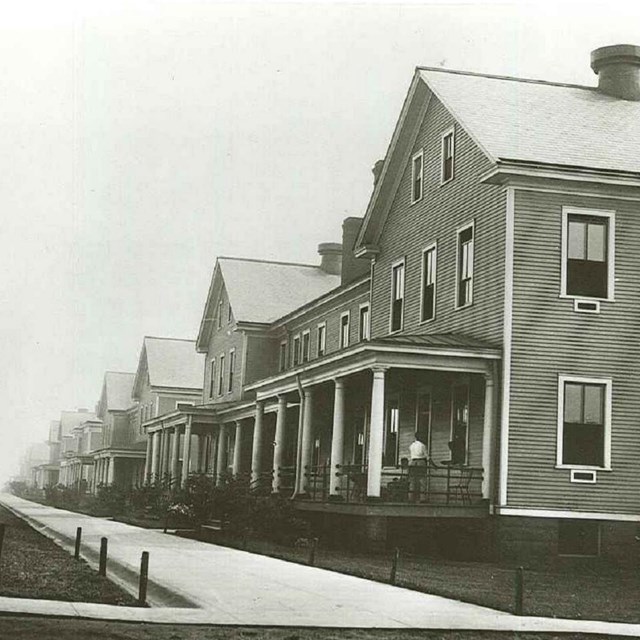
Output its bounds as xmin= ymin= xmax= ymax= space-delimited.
xmin=341 ymin=217 xmax=370 ymax=285
xmin=318 ymin=242 xmax=342 ymax=275
xmin=591 ymin=44 xmax=640 ymax=101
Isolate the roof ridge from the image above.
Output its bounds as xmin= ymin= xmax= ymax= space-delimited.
xmin=218 ymin=255 xmax=326 ymax=270
xmin=105 ymin=370 xmax=135 ymax=376
xmin=144 ymin=335 xmax=196 ymax=343
xmin=417 ymin=65 xmax=595 ymax=91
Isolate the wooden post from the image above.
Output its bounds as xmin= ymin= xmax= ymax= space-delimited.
xmin=74 ymin=527 xmax=82 ymax=560
xmin=138 ymin=551 xmax=149 ymax=606
xmin=514 ymin=566 xmax=524 ymax=615
xmin=390 ymin=547 xmax=400 ymax=585
xmin=308 ymin=537 xmax=318 ymax=566
xmin=99 ymin=537 xmax=108 ymax=577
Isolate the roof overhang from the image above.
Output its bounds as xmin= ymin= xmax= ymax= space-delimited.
xmin=246 ymin=339 xmax=500 ymax=401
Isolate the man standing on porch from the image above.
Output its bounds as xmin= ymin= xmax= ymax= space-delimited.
xmin=409 ymin=433 xmax=429 ymax=502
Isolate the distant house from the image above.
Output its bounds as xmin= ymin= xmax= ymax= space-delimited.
xmin=31 ymin=420 xmax=62 ymax=488
xmin=59 ymin=418 xmax=103 ymax=491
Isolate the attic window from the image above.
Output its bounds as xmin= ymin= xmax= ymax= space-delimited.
xmin=217 ymin=300 xmax=223 ymax=329
xmin=411 ymin=149 xmax=424 ymax=203
xmin=441 ymin=128 xmax=455 ymax=184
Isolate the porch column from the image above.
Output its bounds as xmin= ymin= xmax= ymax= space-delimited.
xmin=329 ymin=378 xmax=346 ymax=498
xmin=170 ymin=426 xmax=180 ymax=486
xmin=163 ymin=429 xmax=172 ymax=479
xmin=158 ymin=430 xmax=167 ymax=481
xmin=181 ymin=416 xmax=193 ymax=487
xmin=232 ymin=420 xmax=243 ymax=476
xmin=367 ymin=366 xmax=387 ymax=499
xmin=144 ymin=434 xmax=153 ymax=484
xmin=250 ymin=401 xmax=265 ymax=484
xmin=482 ymin=369 xmax=496 ymax=500
xmin=150 ymin=431 xmax=160 ymax=482
xmin=107 ymin=457 xmax=115 ymax=485
xmin=216 ymin=424 xmax=228 ymax=485
xmin=272 ymin=395 xmax=287 ymax=493
xmin=299 ymin=386 xmax=315 ymax=495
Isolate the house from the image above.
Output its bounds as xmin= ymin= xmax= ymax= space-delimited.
xmin=144 ymin=43 xmax=640 ymax=564
xmin=59 ymin=418 xmax=103 ymax=491
xmin=31 ymin=420 xmax=62 ymax=488
xmin=132 ymin=336 xmax=204 ymax=484
xmin=18 ymin=441 xmax=49 ymax=487
xmin=92 ymin=372 xmax=141 ymax=488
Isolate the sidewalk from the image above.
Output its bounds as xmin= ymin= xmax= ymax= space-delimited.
xmin=2 ymin=493 xmax=640 ymax=636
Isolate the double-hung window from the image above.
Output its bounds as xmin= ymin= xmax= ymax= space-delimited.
xmin=279 ymin=342 xmax=287 ymax=372
xmin=340 ymin=312 xmax=350 ymax=349
xmin=558 ymin=376 xmax=611 ymax=469
xmin=228 ymin=349 xmax=235 ymax=393
xmin=292 ymin=335 xmax=301 ymax=367
xmin=456 ymin=223 xmax=474 ymax=308
xmin=390 ymin=260 xmax=405 ymax=332
xmin=209 ymin=358 xmax=216 ymax=398
xmin=302 ymin=330 xmax=310 ymax=363
xmin=411 ymin=149 xmax=423 ymax=203
xmin=441 ymin=128 xmax=455 ymax=183
xmin=359 ymin=304 xmax=370 ymax=341
xmin=562 ymin=207 xmax=614 ymax=300
xmin=421 ymin=244 xmax=437 ymax=322
xmin=217 ymin=354 xmax=225 ymax=396
xmin=317 ymin=323 xmax=326 ymax=357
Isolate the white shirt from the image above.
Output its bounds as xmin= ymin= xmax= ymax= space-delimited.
xmin=409 ymin=440 xmax=428 ymax=460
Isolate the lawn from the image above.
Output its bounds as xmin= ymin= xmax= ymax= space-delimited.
xmin=0 ymin=618 xmax=610 ymax=640
xmin=0 ymin=506 xmax=137 ymax=605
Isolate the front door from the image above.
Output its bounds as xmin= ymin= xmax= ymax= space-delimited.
xmin=451 ymin=383 xmax=469 ymax=464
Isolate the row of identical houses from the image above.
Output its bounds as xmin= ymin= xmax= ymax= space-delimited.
xmin=25 ymin=45 xmax=640 ymax=564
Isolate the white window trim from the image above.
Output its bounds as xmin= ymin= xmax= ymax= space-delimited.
xmin=227 ymin=348 xmax=236 ymax=394
xmin=340 ymin=311 xmax=351 ymax=349
xmin=420 ymin=242 xmax=437 ymax=324
xmin=301 ymin=329 xmax=311 ymax=362
xmin=209 ymin=358 xmax=216 ymax=398
xmin=556 ymin=374 xmax=612 ymax=471
xmin=279 ymin=341 xmax=287 ymax=371
xmin=455 ymin=221 xmax=475 ymax=310
xmin=560 ymin=206 xmax=615 ymax=302
xmin=316 ymin=322 xmax=327 ymax=357
xmin=358 ymin=303 xmax=370 ymax=341
xmin=292 ymin=334 xmax=301 ymax=366
xmin=440 ymin=126 xmax=455 ymax=185
xmin=411 ymin=148 xmax=424 ymax=204
xmin=217 ymin=352 xmax=225 ymax=396
xmin=389 ymin=257 xmax=405 ymax=334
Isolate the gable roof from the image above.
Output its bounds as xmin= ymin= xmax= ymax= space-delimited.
xmin=134 ymin=337 xmax=204 ymax=395
xmin=101 ymin=372 xmax=135 ymax=413
xmin=197 ymin=257 xmax=341 ymax=350
xmin=418 ymin=67 xmax=640 ymax=175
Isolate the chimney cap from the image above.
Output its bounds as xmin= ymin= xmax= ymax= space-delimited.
xmin=317 ymin=242 xmax=342 ymax=255
xmin=591 ymin=44 xmax=640 ymax=74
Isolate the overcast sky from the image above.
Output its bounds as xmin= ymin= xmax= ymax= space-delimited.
xmin=3 ymin=0 xmax=639 ymax=482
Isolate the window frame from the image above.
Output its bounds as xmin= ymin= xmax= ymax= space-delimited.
xmin=455 ymin=221 xmax=475 ymax=310
xmin=340 ymin=311 xmax=350 ymax=349
xmin=279 ymin=341 xmax=287 ymax=372
xmin=411 ymin=148 xmax=424 ymax=204
xmin=217 ymin=299 xmax=223 ymax=330
xmin=389 ymin=258 xmax=405 ymax=333
xmin=228 ymin=302 xmax=233 ymax=323
xmin=358 ymin=303 xmax=370 ymax=341
xmin=292 ymin=334 xmax=301 ymax=367
xmin=316 ymin=322 xmax=326 ymax=358
xmin=227 ymin=349 xmax=235 ymax=393
xmin=560 ymin=206 xmax=615 ymax=302
xmin=420 ymin=242 xmax=437 ymax=323
xmin=383 ymin=393 xmax=400 ymax=467
xmin=441 ymin=127 xmax=455 ymax=185
xmin=301 ymin=330 xmax=311 ymax=363
xmin=209 ymin=358 xmax=216 ymax=399
xmin=556 ymin=374 xmax=612 ymax=471
xmin=217 ymin=353 xmax=225 ymax=396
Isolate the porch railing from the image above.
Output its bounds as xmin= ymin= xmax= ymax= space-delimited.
xmin=303 ymin=463 xmax=483 ymax=505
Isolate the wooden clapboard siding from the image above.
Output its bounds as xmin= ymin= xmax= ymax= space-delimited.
xmin=508 ymin=188 xmax=640 ymax=514
xmin=370 ymin=93 xmax=506 ymax=344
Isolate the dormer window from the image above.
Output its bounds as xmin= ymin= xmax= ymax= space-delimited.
xmin=441 ymin=128 xmax=455 ymax=184
xmin=411 ymin=149 xmax=423 ymax=203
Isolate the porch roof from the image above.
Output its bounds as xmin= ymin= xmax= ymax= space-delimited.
xmin=247 ymin=333 xmax=500 ymax=400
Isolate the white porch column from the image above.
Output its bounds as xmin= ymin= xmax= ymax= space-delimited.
xmin=481 ymin=369 xmax=496 ymax=500
xmin=150 ymin=431 xmax=160 ymax=482
xmin=272 ymin=395 xmax=287 ymax=493
xmin=216 ymin=424 xmax=228 ymax=485
xmin=158 ymin=430 xmax=166 ymax=481
xmin=329 ymin=378 xmax=346 ymax=497
xmin=181 ymin=416 xmax=193 ymax=487
xmin=170 ymin=426 xmax=180 ymax=485
xmin=367 ymin=367 xmax=387 ymax=498
xmin=144 ymin=434 xmax=153 ymax=484
xmin=250 ymin=401 xmax=265 ymax=484
xmin=299 ymin=386 xmax=315 ymax=495
xmin=232 ymin=420 xmax=243 ymax=476
xmin=107 ymin=457 xmax=115 ymax=485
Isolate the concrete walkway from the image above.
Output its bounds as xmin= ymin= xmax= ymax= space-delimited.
xmin=2 ymin=494 xmax=640 ymax=636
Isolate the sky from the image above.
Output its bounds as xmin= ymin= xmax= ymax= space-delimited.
xmin=4 ymin=0 xmax=640 ymax=482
